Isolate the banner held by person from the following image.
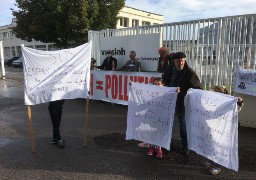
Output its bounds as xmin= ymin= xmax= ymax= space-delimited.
xmin=90 ymin=71 xmax=161 ymax=105
xmin=126 ymin=82 xmax=178 ymax=150
xmin=234 ymin=66 xmax=256 ymax=96
xmin=22 ymin=42 xmax=91 ymax=105
xmin=185 ymin=88 xmax=238 ymax=171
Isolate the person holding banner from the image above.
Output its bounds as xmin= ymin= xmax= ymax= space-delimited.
xmin=162 ymin=52 xmax=202 ymax=155
xmin=146 ymin=77 xmax=180 ymax=158
xmin=96 ymin=50 xmax=117 ymax=70
xmin=117 ymin=51 xmax=142 ymax=72
xmin=49 ymin=100 xmax=65 ymax=148
xmin=157 ymin=47 xmax=174 ymax=73
xmin=204 ymin=85 xmax=244 ymax=175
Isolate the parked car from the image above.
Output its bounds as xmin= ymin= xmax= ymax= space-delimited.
xmin=4 ymin=56 xmax=20 ymax=66
xmin=12 ymin=57 xmax=23 ymax=68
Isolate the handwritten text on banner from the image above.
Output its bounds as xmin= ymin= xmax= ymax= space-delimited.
xmin=23 ymin=42 xmax=91 ymax=105
xmin=185 ymin=88 xmax=238 ymax=171
xmin=126 ymin=82 xmax=178 ymax=150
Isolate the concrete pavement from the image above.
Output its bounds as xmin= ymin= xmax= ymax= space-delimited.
xmin=0 ymin=67 xmax=256 ymax=179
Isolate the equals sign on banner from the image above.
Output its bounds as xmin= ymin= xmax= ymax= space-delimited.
xmin=96 ymin=80 xmax=103 ymax=90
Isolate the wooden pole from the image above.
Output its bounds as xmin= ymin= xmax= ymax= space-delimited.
xmin=27 ymin=105 xmax=36 ymax=153
xmin=84 ymin=97 xmax=90 ymax=146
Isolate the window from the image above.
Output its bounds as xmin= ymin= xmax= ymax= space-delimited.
xmin=17 ymin=46 xmax=22 ymax=57
xmin=4 ymin=47 xmax=11 ymax=58
xmin=11 ymin=31 xmax=15 ymax=38
xmin=132 ymin=19 xmax=139 ymax=27
xmin=3 ymin=32 xmax=9 ymax=38
xmin=142 ymin=21 xmax=150 ymax=26
xmin=119 ymin=17 xmax=129 ymax=27
xmin=11 ymin=47 xmax=16 ymax=57
xmin=35 ymin=45 xmax=46 ymax=50
xmin=48 ymin=45 xmax=58 ymax=51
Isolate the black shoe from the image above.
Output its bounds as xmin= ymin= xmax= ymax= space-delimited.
xmin=183 ymin=148 xmax=190 ymax=155
xmin=57 ymin=139 xmax=65 ymax=148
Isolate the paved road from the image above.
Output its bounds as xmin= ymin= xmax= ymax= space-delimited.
xmin=0 ymin=67 xmax=256 ymax=179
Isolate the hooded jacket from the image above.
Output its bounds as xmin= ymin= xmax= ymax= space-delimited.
xmin=157 ymin=54 xmax=174 ymax=73
xmin=162 ymin=62 xmax=202 ymax=115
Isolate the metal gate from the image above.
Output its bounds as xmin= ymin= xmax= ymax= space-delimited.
xmin=89 ymin=14 xmax=256 ymax=92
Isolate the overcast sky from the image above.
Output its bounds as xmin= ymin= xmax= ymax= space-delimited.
xmin=0 ymin=0 xmax=256 ymax=26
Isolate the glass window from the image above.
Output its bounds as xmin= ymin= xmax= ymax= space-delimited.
xmin=132 ymin=19 xmax=139 ymax=27
xmin=119 ymin=17 xmax=129 ymax=27
xmin=142 ymin=21 xmax=150 ymax=26
xmin=35 ymin=45 xmax=46 ymax=50
xmin=17 ymin=46 xmax=22 ymax=57
xmin=11 ymin=31 xmax=15 ymax=38
xmin=4 ymin=47 xmax=11 ymax=58
xmin=11 ymin=47 xmax=16 ymax=57
xmin=48 ymin=45 xmax=58 ymax=51
xmin=3 ymin=32 xmax=9 ymax=38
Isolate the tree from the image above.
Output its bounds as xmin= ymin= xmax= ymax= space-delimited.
xmin=12 ymin=0 xmax=125 ymax=48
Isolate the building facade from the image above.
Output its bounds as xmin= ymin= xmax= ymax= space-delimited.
xmin=0 ymin=19 xmax=56 ymax=59
xmin=0 ymin=6 xmax=164 ymax=59
xmin=117 ymin=6 xmax=163 ymax=29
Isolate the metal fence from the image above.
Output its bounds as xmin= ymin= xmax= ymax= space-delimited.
xmin=89 ymin=14 xmax=256 ymax=93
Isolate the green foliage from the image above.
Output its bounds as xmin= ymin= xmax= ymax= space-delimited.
xmin=12 ymin=0 xmax=125 ymax=48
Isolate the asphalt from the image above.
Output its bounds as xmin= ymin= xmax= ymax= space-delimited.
xmin=0 ymin=67 xmax=256 ymax=180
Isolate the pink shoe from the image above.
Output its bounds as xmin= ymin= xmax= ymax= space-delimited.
xmin=155 ymin=147 xmax=162 ymax=159
xmin=138 ymin=142 xmax=150 ymax=148
xmin=147 ymin=146 xmax=155 ymax=156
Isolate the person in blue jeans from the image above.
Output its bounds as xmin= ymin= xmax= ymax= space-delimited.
xmin=48 ymin=99 xmax=65 ymax=148
xmin=162 ymin=52 xmax=202 ymax=154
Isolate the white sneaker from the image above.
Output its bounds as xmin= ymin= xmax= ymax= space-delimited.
xmin=209 ymin=167 xmax=221 ymax=175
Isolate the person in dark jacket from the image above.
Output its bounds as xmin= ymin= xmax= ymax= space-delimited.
xmin=90 ymin=58 xmax=96 ymax=70
xmin=162 ymin=52 xmax=202 ymax=154
xmin=96 ymin=50 xmax=117 ymax=70
xmin=157 ymin=47 xmax=174 ymax=73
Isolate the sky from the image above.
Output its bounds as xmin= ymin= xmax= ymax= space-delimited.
xmin=0 ymin=0 xmax=256 ymax=26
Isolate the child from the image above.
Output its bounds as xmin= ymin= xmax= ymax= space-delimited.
xmin=146 ymin=77 xmax=165 ymax=158
xmin=138 ymin=78 xmax=164 ymax=149
xmin=146 ymin=77 xmax=180 ymax=159
xmin=205 ymin=85 xmax=244 ymax=175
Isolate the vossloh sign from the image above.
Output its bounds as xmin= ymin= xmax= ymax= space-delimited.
xmin=100 ymin=33 xmax=160 ymax=72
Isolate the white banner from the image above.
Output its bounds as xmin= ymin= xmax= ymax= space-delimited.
xmin=126 ymin=82 xmax=178 ymax=150
xmin=90 ymin=70 xmax=161 ymax=105
xmin=185 ymin=88 xmax=238 ymax=171
xmin=100 ymin=34 xmax=160 ymax=71
xmin=234 ymin=66 xmax=256 ymax=96
xmin=23 ymin=42 xmax=91 ymax=105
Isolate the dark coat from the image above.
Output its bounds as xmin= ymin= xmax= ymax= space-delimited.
xmin=162 ymin=62 xmax=202 ymax=115
xmin=157 ymin=55 xmax=174 ymax=73
xmin=97 ymin=56 xmax=117 ymax=70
